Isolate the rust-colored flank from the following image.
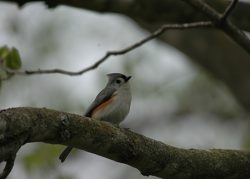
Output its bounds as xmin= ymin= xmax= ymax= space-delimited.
xmin=92 ymin=95 xmax=116 ymax=117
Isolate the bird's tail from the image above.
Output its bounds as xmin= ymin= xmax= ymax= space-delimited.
xmin=59 ymin=146 xmax=73 ymax=163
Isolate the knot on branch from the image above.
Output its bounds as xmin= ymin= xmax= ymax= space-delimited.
xmin=59 ymin=114 xmax=71 ymax=142
xmin=0 ymin=120 xmax=7 ymax=142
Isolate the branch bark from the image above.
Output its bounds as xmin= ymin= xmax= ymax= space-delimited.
xmin=1 ymin=107 xmax=250 ymax=179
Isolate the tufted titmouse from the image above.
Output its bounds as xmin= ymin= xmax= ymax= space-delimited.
xmin=59 ymin=73 xmax=132 ymax=162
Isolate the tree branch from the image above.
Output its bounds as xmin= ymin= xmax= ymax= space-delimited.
xmin=2 ymin=0 xmax=249 ymax=78
xmin=221 ymin=0 xmax=238 ymax=21
xmin=183 ymin=0 xmax=250 ymax=55
xmin=2 ymin=0 xmax=250 ymax=111
xmin=0 ymin=107 xmax=250 ymax=179
xmin=5 ymin=21 xmax=213 ymax=76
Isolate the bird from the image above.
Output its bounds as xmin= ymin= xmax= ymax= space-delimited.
xmin=59 ymin=73 xmax=132 ymax=162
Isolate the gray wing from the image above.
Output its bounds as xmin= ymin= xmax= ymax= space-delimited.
xmin=84 ymin=87 xmax=116 ymax=117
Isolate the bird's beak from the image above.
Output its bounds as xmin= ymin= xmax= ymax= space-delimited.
xmin=125 ymin=76 xmax=132 ymax=82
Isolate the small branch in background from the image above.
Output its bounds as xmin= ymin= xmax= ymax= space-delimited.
xmin=184 ymin=0 xmax=250 ymax=55
xmin=5 ymin=21 xmax=213 ymax=77
xmin=2 ymin=0 xmax=249 ymax=79
xmin=221 ymin=0 xmax=238 ymax=21
xmin=184 ymin=0 xmax=238 ymax=22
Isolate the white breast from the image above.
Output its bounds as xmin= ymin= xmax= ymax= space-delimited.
xmin=93 ymin=83 xmax=131 ymax=125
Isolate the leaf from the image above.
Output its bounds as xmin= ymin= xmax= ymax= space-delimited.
xmin=0 ymin=46 xmax=10 ymax=60
xmin=6 ymin=47 xmax=22 ymax=70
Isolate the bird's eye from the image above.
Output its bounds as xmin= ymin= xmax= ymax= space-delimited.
xmin=116 ymin=79 xmax=122 ymax=84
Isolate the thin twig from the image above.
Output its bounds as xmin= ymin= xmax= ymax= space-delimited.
xmin=221 ymin=0 xmax=238 ymax=21
xmin=6 ymin=21 xmax=213 ymax=76
xmin=184 ymin=0 xmax=250 ymax=55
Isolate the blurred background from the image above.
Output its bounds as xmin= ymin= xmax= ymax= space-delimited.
xmin=0 ymin=1 xmax=250 ymax=179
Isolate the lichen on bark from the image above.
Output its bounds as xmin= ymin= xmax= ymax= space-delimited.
xmin=0 ymin=107 xmax=250 ymax=179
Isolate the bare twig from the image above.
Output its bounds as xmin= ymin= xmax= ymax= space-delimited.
xmin=5 ymin=21 xmax=213 ymax=76
xmin=184 ymin=0 xmax=250 ymax=55
xmin=221 ymin=0 xmax=238 ymax=21
xmin=2 ymin=0 xmax=248 ymax=78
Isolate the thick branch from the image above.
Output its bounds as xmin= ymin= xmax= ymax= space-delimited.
xmin=3 ymin=0 xmax=250 ymax=31
xmin=0 ymin=107 xmax=250 ymax=179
